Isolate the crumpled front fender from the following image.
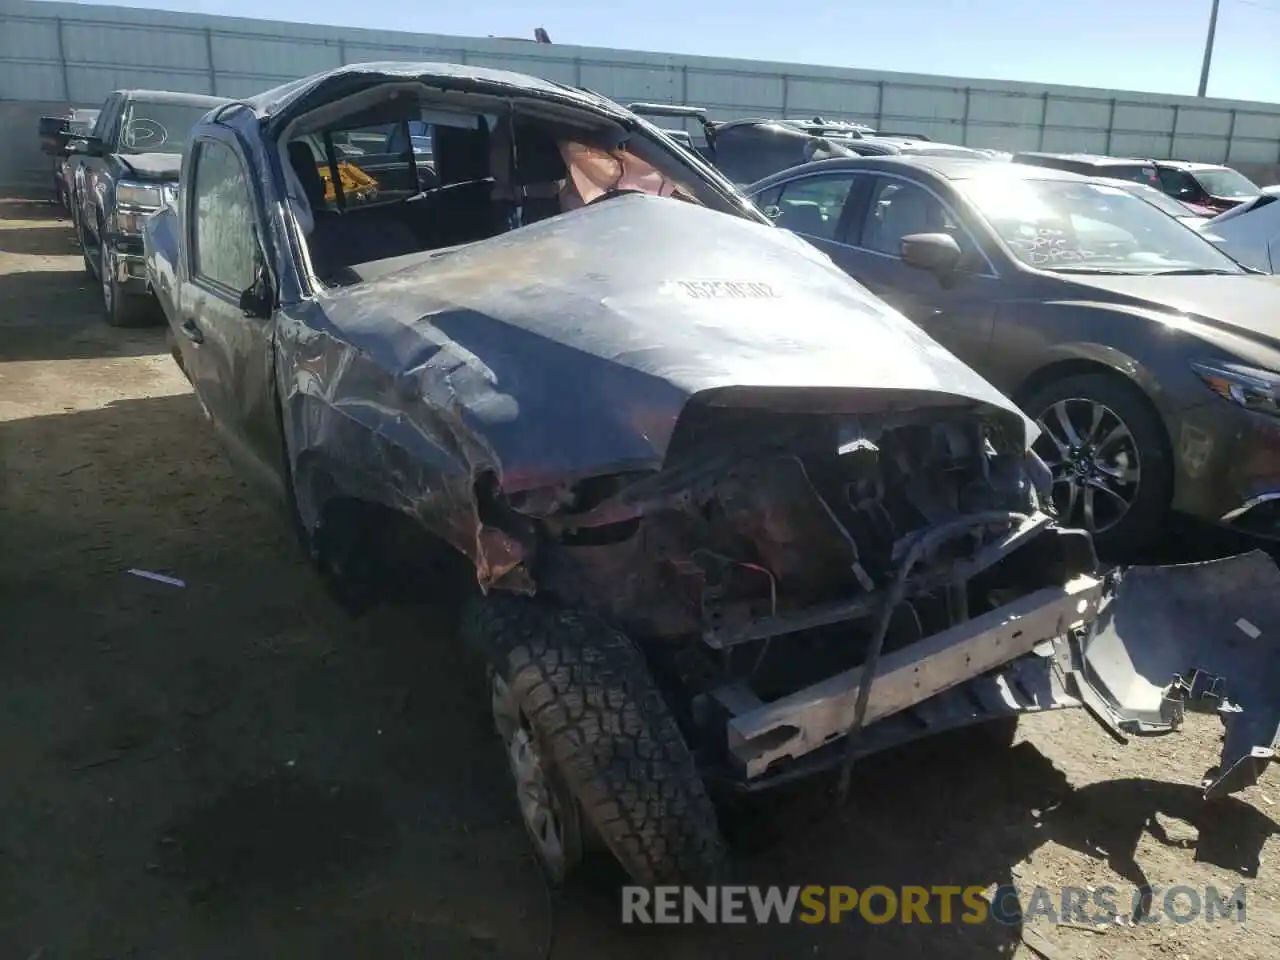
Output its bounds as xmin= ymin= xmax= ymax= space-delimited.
xmin=1072 ymin=549 xmax=1280 ymax=798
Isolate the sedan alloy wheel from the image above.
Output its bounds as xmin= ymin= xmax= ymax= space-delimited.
xmin=1033 ymin=396 xmax=1141 ymax=536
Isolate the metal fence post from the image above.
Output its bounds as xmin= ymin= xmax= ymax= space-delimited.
xmin=204 ymin=28 xmax=217 ymax=95
xmin=1169 ymin=104 xmax=1180 ymax=156
xmin=960 ymin=86 xmax=971 ymax=145
xmin=1224 ymin=108 xmax=1237 ymax=163
xmin=1036 ymin=91 xmax=1049 ymax=150
xmin=55 ymin=17 xmax=71 ymax=102
xmin=1104 ymin=98 xmax=1117 ymax=153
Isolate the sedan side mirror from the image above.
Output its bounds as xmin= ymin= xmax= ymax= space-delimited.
xmin=901 ymin=232 xmax=964 ymax=275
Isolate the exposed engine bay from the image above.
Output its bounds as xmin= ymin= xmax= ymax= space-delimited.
xmin=501 ymin=402 xmax=1088 ymax=713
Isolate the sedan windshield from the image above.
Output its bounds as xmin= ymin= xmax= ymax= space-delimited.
xmin=960 ymin=175 xmax=1245 ymax=274
xmin=120 ymin=101 xmax=214 ymax=155
xmin=1195 ymin=168 xmax=1261 ymax=200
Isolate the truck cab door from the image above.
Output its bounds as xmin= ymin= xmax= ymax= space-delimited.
xmin=76 ymin=94 xmax=120 ymax=230
xmin=176 ymin=131 xmax=289 ymax=506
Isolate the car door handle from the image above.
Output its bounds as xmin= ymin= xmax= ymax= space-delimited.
xmin=179 ymin=319 xmax=204 ymax=344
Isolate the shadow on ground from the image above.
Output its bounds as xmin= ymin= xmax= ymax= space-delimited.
xmin=0 ymin=268 xmax=168 ymax=361
xmin=0 ymin=222 xmax=81 ymax=258
xmin=0 ymin=198 xmax=68 ymax=222
xmin=1 ymin=396 xmax=1274 ymax=959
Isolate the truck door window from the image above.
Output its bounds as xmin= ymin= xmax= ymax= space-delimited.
xmin=96 ymin=95 xmax=122 ymax=145
xmin=191 ymin=139 xmax=257 ymax=295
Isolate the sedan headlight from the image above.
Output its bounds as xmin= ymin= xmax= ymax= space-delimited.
xmin=1191 ymin=360 xmax=1280 ymax=418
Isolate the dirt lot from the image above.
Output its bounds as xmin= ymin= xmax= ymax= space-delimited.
xmin=2 ymin=197 xmax=1279 ymax=960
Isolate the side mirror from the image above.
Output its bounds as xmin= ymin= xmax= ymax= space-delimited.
xmin=38 ymin=116 xmax=71 ymax=155
xmin=81 ymin=136 xmax=106 ymax=158
xmin=762 ymin=204 xmax=781 ymax=220
xmin=238 ymin=255 xmax=274 ymax=319
xmin=900 ymin=232 xmax=964 ymax=275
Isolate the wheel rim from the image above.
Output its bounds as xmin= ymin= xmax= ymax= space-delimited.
xmin=1033 ymin=397 xmax=1141 ymax=535
xmin=489 ymin=668 xmax=579 ymax=882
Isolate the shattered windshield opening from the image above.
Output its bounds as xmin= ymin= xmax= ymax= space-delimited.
xmin=283 ymin=94 xmax=727 ymax=289
xmin=555 ymin=138 xmax=702 ymax=209
xmin=961 ymin=175 xmax=1246 ymax=274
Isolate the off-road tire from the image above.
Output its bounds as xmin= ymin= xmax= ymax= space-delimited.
xmin=461 ymin=593 xmax=728 ymax=885
xmin=1021 ymin=371 xmax=1172 ymax=558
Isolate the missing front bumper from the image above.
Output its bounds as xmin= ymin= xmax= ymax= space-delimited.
xmin=719 ymin=575 xmax=1106 ymax=780
xmin=704 ymin=551 xmax=1280 ymax=799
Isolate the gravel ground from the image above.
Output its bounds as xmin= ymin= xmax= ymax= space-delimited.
xmin=2 ymin=197 xmax=1278 ymax=960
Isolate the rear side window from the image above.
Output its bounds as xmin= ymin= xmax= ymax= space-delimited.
xmin=1105 ymin=165 xmax=1161 ymax=188
xmin=1156 ymin=168 xmax=1199 ymax=198
xmin=770 ymin=175 xmax=858 ymax=241
xmin=191 ymin=139 xmax=257 ymax=293
xmin=294 ymin=122 xmax=424 ymax=212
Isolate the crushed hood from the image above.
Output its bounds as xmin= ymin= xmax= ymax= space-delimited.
xmin=311 ymin=194 xmax=1034 ymax=491
xmin=117 ymin=152 xmax=181 ymax=181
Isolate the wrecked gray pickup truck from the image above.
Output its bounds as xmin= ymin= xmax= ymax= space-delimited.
xmin=143 ymin=61 xmax=1280 ymax=887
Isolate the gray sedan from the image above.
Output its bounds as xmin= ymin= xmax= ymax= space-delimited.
xmin=747 ymin=155 xmax=1280 ymax=554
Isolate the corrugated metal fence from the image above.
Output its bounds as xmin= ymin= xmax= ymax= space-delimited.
xmin=3 ymin=0 xmax=1280 ymax=193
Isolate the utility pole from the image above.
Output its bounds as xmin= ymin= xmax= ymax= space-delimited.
xmin=1197 ymin=0 xmax=1221 ymax=96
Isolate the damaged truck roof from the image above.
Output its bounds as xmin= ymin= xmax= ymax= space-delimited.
xmin=243 ymin=60 xmax=629 ymax=130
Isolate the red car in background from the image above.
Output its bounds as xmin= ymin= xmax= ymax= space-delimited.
xmin=1153 ymin=160 xmax=1263 ymax=215
xmin=1010 ymin=153 xmax=1260 ymax=218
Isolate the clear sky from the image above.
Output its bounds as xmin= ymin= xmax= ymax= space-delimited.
xmin=72 ymin=0 xmax=1279 ymax=103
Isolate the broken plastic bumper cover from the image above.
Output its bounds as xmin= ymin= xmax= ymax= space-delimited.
xmin=708 ymin=550 xmax=1280 ymax=799
xmin=1072 ymin=550 xmax=1280 ymax=799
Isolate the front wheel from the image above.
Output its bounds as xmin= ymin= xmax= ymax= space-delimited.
xmin=1022 ymin=372 xmax=1172 ymax=557
xmin=99 ymin=242 xmax=152 ymax=327
xmin=461 ymin=594 xmax=728 ymax=886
